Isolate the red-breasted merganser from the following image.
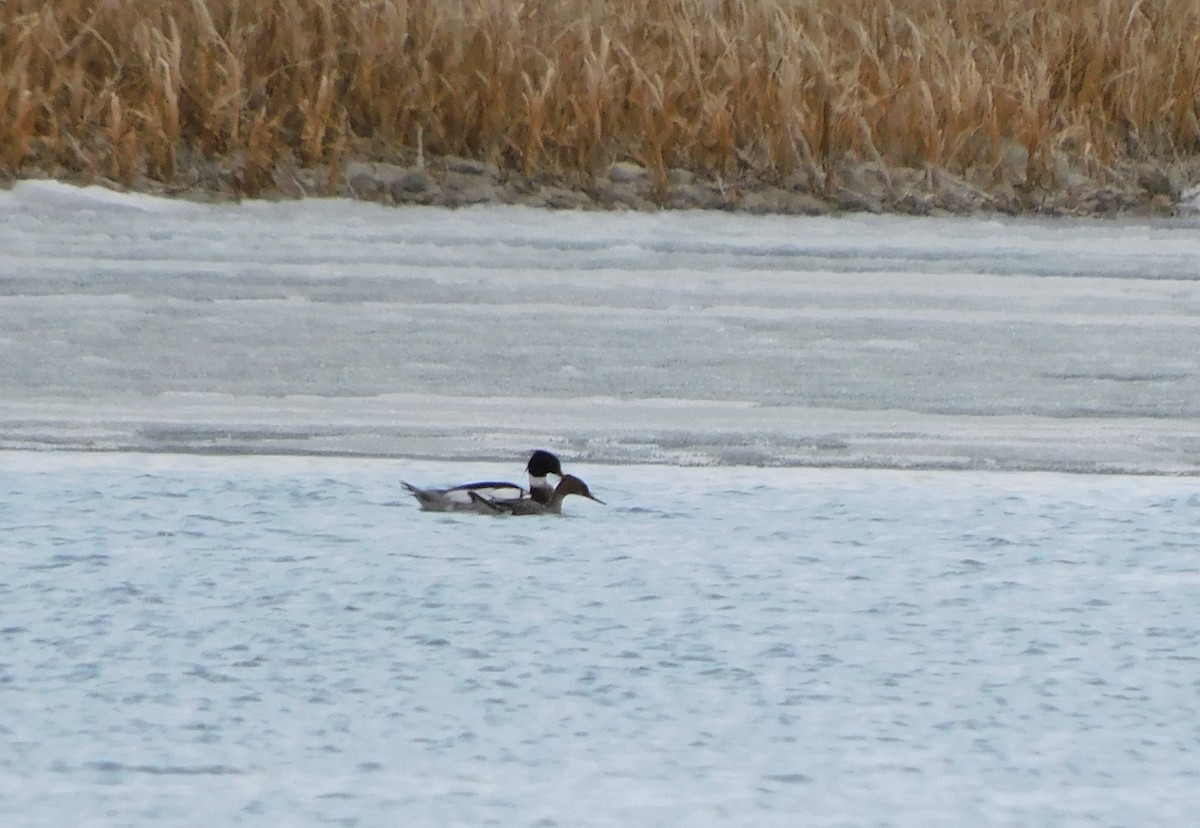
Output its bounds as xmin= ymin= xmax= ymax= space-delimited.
xmin=469 ymin=474 xmax=604 ymax=515
xmin=402 ymin=450 xmax=564 ymax=512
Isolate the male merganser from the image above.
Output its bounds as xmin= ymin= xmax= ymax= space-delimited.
xmin=469 ymin=474 xmax=604 ymax=515
xmin=523 ymin=449 xmax=563 ymax=504
xmin=402 ymin=450 xmax=564 ymax=512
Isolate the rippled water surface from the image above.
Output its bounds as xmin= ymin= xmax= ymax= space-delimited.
xmin=2 ymin=452 xmax=1198 ymax=826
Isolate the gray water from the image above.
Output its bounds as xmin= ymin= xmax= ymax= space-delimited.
xmin=3 ymin=454 xmax=1199 ymax=826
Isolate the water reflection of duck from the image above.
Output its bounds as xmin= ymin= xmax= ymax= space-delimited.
xmin=402 ymin=450 xmax=564 ymax=512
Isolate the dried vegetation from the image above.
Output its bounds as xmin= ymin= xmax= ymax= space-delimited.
xmin=2 ymin=0 xmax=1198 ymax=211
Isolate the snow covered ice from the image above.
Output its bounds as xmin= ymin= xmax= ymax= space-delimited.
xmin=1 ymin=182 xmax=1199 ymax=826
xmin=2 ymin=180 xmax=1199 ymax=472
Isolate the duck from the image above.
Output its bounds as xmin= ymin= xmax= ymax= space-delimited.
xmin=522 ymin=449 xmax=564 ymax=504
xmin=402 ymin=450 xmax=564 ymax=512
xmin=469 ymin=474 xmax=604 ymax=515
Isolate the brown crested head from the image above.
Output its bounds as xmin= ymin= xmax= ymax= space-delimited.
xmin=558 ymin=474 xmax=604 ymax=504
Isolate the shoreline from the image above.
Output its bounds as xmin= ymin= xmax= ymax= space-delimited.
xmin=8 ymin=1 xmax=1200 ymax=222
xmin=9 ymin=150 xmax=1200 ymax=219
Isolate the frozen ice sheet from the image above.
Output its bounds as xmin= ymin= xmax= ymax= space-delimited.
xmin=1 ymin=181 xmax=1198 ymax=473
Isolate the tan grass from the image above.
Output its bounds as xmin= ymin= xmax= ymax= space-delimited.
xmin=2 ymin=0 xmax=1198 ymax=196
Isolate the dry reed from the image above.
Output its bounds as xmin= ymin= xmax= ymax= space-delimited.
xmin=2 ymin=0 xmax=1198 ymax=198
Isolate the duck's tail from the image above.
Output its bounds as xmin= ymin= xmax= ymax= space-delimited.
xmin=401 ymin=481 xmax=439 ymax=510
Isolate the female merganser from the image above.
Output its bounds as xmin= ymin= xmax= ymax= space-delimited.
xmin=469 ymin=474 xmax=604 ymax=515
xmin=402 ymin=450 xmax=564 ymax=512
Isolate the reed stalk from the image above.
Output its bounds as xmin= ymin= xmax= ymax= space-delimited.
xmin=1 ymin=0 xmax=1196 ymax=199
